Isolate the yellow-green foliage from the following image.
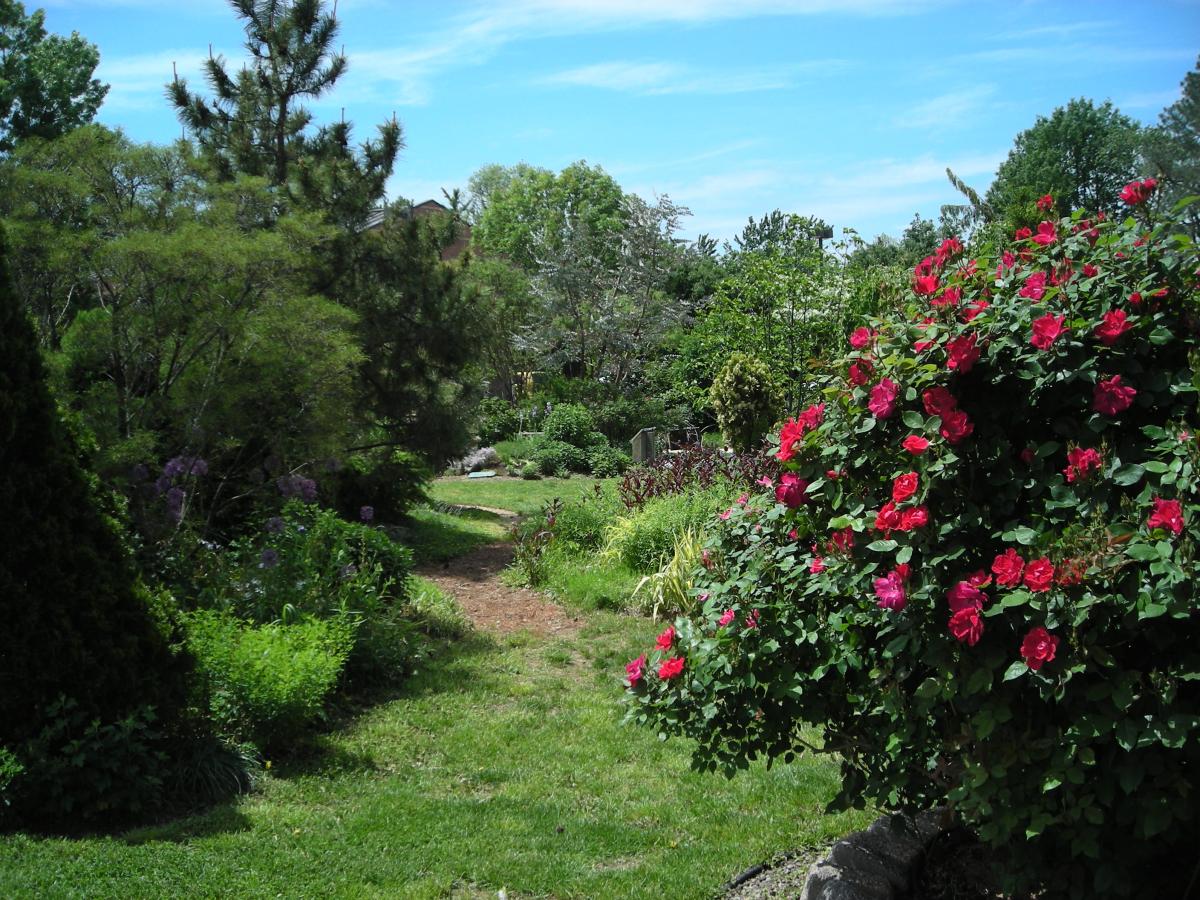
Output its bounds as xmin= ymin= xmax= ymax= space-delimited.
xmin=709 ymin=352 xmax=782 ymax=451
xmin=631 ymin=527 xmax=705 ymax=619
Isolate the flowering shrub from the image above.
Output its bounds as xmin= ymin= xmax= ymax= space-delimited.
xmin=626 ymin=192 xmax=1200 ymax=897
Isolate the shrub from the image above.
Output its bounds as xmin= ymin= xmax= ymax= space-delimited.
xmin=619 ymin=446 xmax=778 ymax=509
xmin=708 ymin=352 xmax=782 ymax=451
xmin=604 ymin=486 xmax=737 ymax=572
xmin=332 ymin=449 xmax=428 ymax=524
xmin=520 ymin=461 xmax=541 ymax=480
xmin=531 ymin=438 xmax=588 ymax=475
xmin=551 ymin=489 xmax=619 ymax=550
xmin=630 ymin=528 xmax=706 ymax=619
xmin=587 ymin=444 xmax=632 ymax=478
xmin=475 ymin=396 xmax=521 ymax=444
xmin=407 ymin=575 xmax=471 ymax=639
xmin=627 ymin=195 xmax=1200 ymax=897
xmin=542 ymin=403 xmax=596 ymax=448
xmin=187 ymin=611 xmax=353 ymax=752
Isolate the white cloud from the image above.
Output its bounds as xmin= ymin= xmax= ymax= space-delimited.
xmin=97 ymin=48 xmax=235 ymax=111
xmin=539 ymin=60 xmax=827 ymax=95
xmin=895 ymin=85 xmax=996 ymax=130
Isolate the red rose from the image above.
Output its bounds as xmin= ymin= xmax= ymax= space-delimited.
xmin=1129 ymin=292 xmax=1142 ymax=307
xmin=935 ymin=237 xmax=963 ymax=261
xmin=902 ymin=435 xmax=929 ymax=455
xmin=892 ymin=472 xmax=919 ymax=503
xmin=655 ymin=626 xmax=675 ymax=650
xmin=1093 ymin=375 xmax=1136 ymax=416
xmin=1023 ymin=558 xmax=1055 ymax=592
xmin=1030 ymin=313 xmax=1067 ymax=350
xmin=947 ymin=580 xmax=986 ymax=613
xmin=776 ymin=419 xmax=804 ymax=462
xmin=657 ymin=656 xmax=685 ymax=680
xmin=967 ymin=569 xmax=991 ymax=588
xmin=799 ymin=402 xmax=825 ymax=432
xmin=850 ymin=327 xmax=874 ymax=349
xmin=869 ymin=378 xmax=899 ymax=420
xmin=873 ymin=570 xmax=907 ymax=611
xmin=899 ymin=505 xmax=928 ymax=530
xmin=1014 ymin=227 xmax=1032 ymax=241
xmin=625 ymin=654 xmax=646 ymax=686
xmin=1036 ymin=194 xmax=1054 ymax=211
xmin=946 ymin=333 xmax=980 ymax=373
xmin=913 ymin=274 xmax=939 ymax=296
xmin=1031 ymin=220 xmax=1058 ymax=246
xmin=1019 ymin=271 xmax=1047 ymax=301
xmin=775 ymin=473 xmax=810 ymax=508
xmin=1064 ymin=446 xmax=1102 ymax=483
xmin=809 ymin=556 xmax=826 ymax=574
xmin=874 ymin=501 xmax=902 ymax=532
xmin=894 ymin=563 xmax=912 ymax=581
xmin=1095 ymin=309 xmax=1132 ymax=346
xmin=948 ymin=607 xmax=983 ymax=646
xmin=991 ymin=548 xmax=1025 ymax=587
xmin=1020 ymin=626 xmax=1060 ymax=671
xmin=1083 ymin=263 xmax=1098 ymax=277
xmin=939 ymin=408 xmax=973 ymax=445
xmin=1147 ymin=497 xmax=1185 ymax=535
xmin=849 ymin=362 xmax=871 ymax=386
xmin=1020 ymin=446 xmax=1036 ymax=465
xmin=963 ymin=299 xmax=989 ymax=322
xmin=828 ymin=527 xmax=855 ymax=555
xmin=1120 ymin=177 xmax=1157 ymax=205
xmin=718 ymin=609 xmax=736 ymax=627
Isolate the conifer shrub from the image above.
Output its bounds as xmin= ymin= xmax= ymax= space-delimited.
xmin=0 ymin=227 xmax=190 ymax=825
xmin=627 ymin=190 xmax=1200 ymax=898
xmin=709 ymin=352 xmax=782 ymax=451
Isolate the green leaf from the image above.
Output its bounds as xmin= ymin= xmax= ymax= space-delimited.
xmin=915 ymin=677 xmax=941 ymax=700
xmin=1143 ymin=460 xmax=1170 ymax=473
xmin=902 ymin=410 xmax=925 ymax=429
xmin=866 ymin=539 xmax=898 ymax=552
xmin=1111 ymin=463 xmax=1144 ymax=486
xmin=895 ymin=545 xmax=913 ymax=564
xmin=1003 ymin=660 xmax=1027 ymax=681
xmin=1125 ymin=544 xmax=1160 ymax=562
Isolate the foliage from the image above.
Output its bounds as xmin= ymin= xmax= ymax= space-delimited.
xmin=396 ymin=504 xmax=508 ymax=565
xmin=0 ymin=224 xmax=190 ymax=785
xmin=331 ymin=448 xmax=428 ymax=525
xmin=520 ymin=461 xmax=540 ymax=479
xmin=541 ymin=402 xmax=596 ymax=447
xmin=187 ymin=610 xmax=353 ymax=752
xmin=168 ymin=0 xmax=399 ymax=229
xmin=587 ymin=444 xmax=631 ymax=479
xmin=531 ymin=438 xmax=588 ymax=475
xmin=602 ymin=486 xmax=736 ymax=573
xmin=631 ymin=528 xmax=705 ymax=619
xmin=407 ymin=575 xmax=471 ymax=639
xmin=5 ymin=697 xmax=167 ymax=828
xmin=474 ymin=396 xmax=521 ymax=444
xmin=709 ymin=352 xmax=781 ymax=451
xmin=618 ymin=445 xmax=777 ymax=508
xmin=628 ymin=193 xmax=1200 ymax=897
xmin=511 ymin=498 xmax=561 ymax=586
xmin=985 ymin=98 xmax=1142 ymax=230
xmin=0 ymin=0 xmax=107 ymax=152
xmin=1143 ymin=54 xmax=1200 ymax=237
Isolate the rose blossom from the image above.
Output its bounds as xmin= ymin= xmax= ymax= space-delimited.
xmin=946 ymin=333 xmax=980 ymax=373
xmin=1023 ymin=558 xmax=1055 ymax=592
xmin=869 ymin=378 xmax=900 ymax=419
xmin=1093 ymin=376 xmax=1136 ymax=416
xmin=874 ymin=501 xmax=902 ymax=532
xmin=892 ymin=472 xmax=919 ymax=503
xmin=625 ymin=654 xmax=647 ymax=686
xmin=1031 ymin=221 xmax=1058 ymax=246
xmin=775 ymin=473 xmax=811 ymax=508
xmin=809 ymin=556 xmax=826 ymax=574
xmin=948 ymin=607 xmax=983 ymax=646
xmin=947 ymin=579 xmax=986 ymax=613
xmin=1147 ymin=497 xmax=1185 ymax=535
xmin=850 ymin=327 xmax=874 ymax=349
xmin=657 ymin=656 xmax=686 ymax=680
xmin=939 ymin=409 xmax=973 ymax=445
xmin=1020 ymin=627 xmax=1060 ymax=671
xmin=655 ymin=626 xmax=675 ymax=650
xmin=991 ymin=548 xmax=1025 ymax=587
xmin=1064 ymin=446 xmax=1102 ymax=483
xmin=1120 ymin=177 xmax=1157 ymax=205
xmin=902 ymin=435 xmax=930 ymax=455
xmin=874 ymin=570 xmax=907 ymax=611
xmin=1019 ymin=271 xmax=1047 ymax=301
xmin=898 ymin=505 xmax=928 ymax=530
xmin=718 ymin=609 xmax=737 ymax=628
xmin=849 ymin=362 xmax=871 ymax=386
xmin=1014 ymin=227 xmax=1032 ymax=241
xmin=963 ymin=298 xmax=990 ymax=322
xmin=1095 ymin=310 xmax=1132 ymax=346
xmin=1030 ymin=314 xmax=1068 ymax=350
xmin=922 ymin=386 xmax=958 ymax=419
xmin=1036 ymin=194 xmax=1054 ymax=211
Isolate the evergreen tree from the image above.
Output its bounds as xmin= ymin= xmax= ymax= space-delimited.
xmin=0 ymin=224 xmax=188 ymax=752
xmin=1144 ymin=55 xmax=1200 ymax=236
xmin=168 ymin=0 xmax=400 ymax=228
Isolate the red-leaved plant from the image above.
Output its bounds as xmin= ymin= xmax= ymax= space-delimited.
xmin=625 ymin=188 xmax=1200 ymax=898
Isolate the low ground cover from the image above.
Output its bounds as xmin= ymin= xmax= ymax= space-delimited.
xmin=428 ymin=475 xmax=601 ymax=517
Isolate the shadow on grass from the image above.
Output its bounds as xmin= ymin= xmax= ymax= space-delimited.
xmin=392 ymin=506 xmax=510 ymax=566
xmin=121 ymin=803 xmax=254 ymax=845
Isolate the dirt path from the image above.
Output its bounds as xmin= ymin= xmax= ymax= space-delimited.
xmin=417 ymin=509 xmax=582 ymax=637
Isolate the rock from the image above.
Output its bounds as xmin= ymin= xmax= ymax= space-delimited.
xmin=801 ymin=861 xmax=893 ymax=900
xmin=860 ymin=817 xmax=925 ymax=871
xmin=460 ymin=447 xmax=502 ymax=473
xmin=829 ymin=838 xmax=909 ymax=894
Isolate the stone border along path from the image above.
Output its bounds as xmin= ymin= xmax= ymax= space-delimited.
xmin=416 ymin=505 xmax=582 ymax=637
xmin=723 ymin=810 xmax=950 ymax=899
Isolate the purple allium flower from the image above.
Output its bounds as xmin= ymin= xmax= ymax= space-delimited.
xmin=154 ymin=474 xmax=172 ymax=495
xmin=359 ymin=505 xmax=374 ymax=523
xmin=265 ymin=516 xmax=285 ymax=534
xmin=163 ymin=455 xmax=208 ymax=478
xmin=165 ymin=487 xmax=185 ymax=523
xmin=276 ymin=474 xmax=318 ymax=502
xmin=259 ymin=548 xmax=280 ymax=568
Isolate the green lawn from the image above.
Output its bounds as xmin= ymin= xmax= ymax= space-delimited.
xmin=394 ymin=505 xmax=511 ymax=565
xmin=428 ymin=476 xmax=606 ymax=517
xmin=0 ymin=615 xmax=870 ymax=899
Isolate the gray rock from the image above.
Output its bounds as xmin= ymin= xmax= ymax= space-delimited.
xmin=859 ymin=817 xmax=924 ymax=871
xmin=460 ymin=447 xmax=502 ymax=472
xmin=829 ymin=839 xmax=909 ymax=894
xmin=801 ymin=861 xmax=893 ymax=900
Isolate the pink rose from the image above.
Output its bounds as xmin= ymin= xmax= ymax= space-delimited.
xmin=902 ymin=435 xmax=930 ymax=455
xmin=718 ymin=609 xmax=737 ymax=628
xmin=850 ymin=327 xmax=874 ymax=349
xmin=869 ymin=378 xmax=900 ymax=419
xmin=625 ymin=654 xmax=646 ymax=686
xmin=1147 ymin=497 xmax=1185 ymax=535
xmin=947 ymin=580 xmax=986 ymax=613
xmin=775 ymin=473 xmax=811 ymax=508
xmin=874 ymin=570 xmax=907 ymax=611
xmin=809 ymin=556 xmax=826 ymax=575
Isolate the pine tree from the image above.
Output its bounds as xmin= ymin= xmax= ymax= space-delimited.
xmin=168 ymin=0 xmax=401 ymax=228
xmin=0 ymin=223 xmax=187 ymax=753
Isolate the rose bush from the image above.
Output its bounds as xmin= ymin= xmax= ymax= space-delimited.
xmin=625 ymin=190 xmax=1200 ymax=898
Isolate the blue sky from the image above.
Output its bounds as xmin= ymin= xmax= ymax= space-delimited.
xmin=40 ymin=0 xmax=1200 ymax=243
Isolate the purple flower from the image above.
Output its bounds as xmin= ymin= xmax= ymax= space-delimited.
xmin=259 ymin=548 xmax=280 ymax=568
xmin=265 ymin=516 xmax=285 ymax=534
xmin=165 ymin=487 xmax=185 ymax=523
xmin=130 ymin=463 xmax=149 ymax=482
xmin=360 ymin=505 xmax=375 ymax=523
xmin=163 ymin=455 xmax=208 ymax=478
xmin=276 ymin=474 xmax=318 ymax=502
xmin=154 ymin=474 xmax=173 ymax=495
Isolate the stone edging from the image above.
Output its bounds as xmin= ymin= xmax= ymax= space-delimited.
xmin=800 ymin=809 xmax=950 ymax=900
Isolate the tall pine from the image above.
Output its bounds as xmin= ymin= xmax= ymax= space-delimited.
xmin=0 ymin=224 xmax=187 ymax=754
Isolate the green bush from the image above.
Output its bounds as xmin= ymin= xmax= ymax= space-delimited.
xmin=552 ymin=491 xmax=618 ymax=550
xmin=604 ymin=486 xmax=736 ymax=572
xmin=187 ymin=611 xmax=353 ymax=752
xmin=520 ymin=461 xmax=541 ymax=480
xmin=587 ymin=444 xmax=631 ymax=478
xmin=629 ymin=196 xmax=1200 ymax=898
xmin=709 ymin=352 xmax=782 ymax=452
xmin=333 ymin=449 xmax=428 ymax=524
xmin=475 ymin=396 xmax=521 ymax=444
xmin=407 ymin=575 xmax=471 ymax=639
xmin=542 ymin=403 xmax=596 ymax=448
xmin=532 ymin=439 xmax=588 ymax=475
xmin=496 ymin=435 xmax=539 ymax=467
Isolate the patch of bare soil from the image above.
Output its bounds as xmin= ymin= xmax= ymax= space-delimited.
xmin=418 ymin=541 xmax=582 ymax=638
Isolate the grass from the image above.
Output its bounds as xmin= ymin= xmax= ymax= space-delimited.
xmin=540 ymin=546 xmax=643 ymax=613
xmin=0 ymin=615 xmax=872 ymax=899
xmin=394 ymin=505 xmax=509 ymax=565
xmin=407 ymin=575 xmax=472 ymax=638
xmin=429 ymin=476 xmax=605 ymax=517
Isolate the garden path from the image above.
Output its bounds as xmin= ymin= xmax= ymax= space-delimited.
xmin=417 ymin=506 xmax=582 ymax=637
